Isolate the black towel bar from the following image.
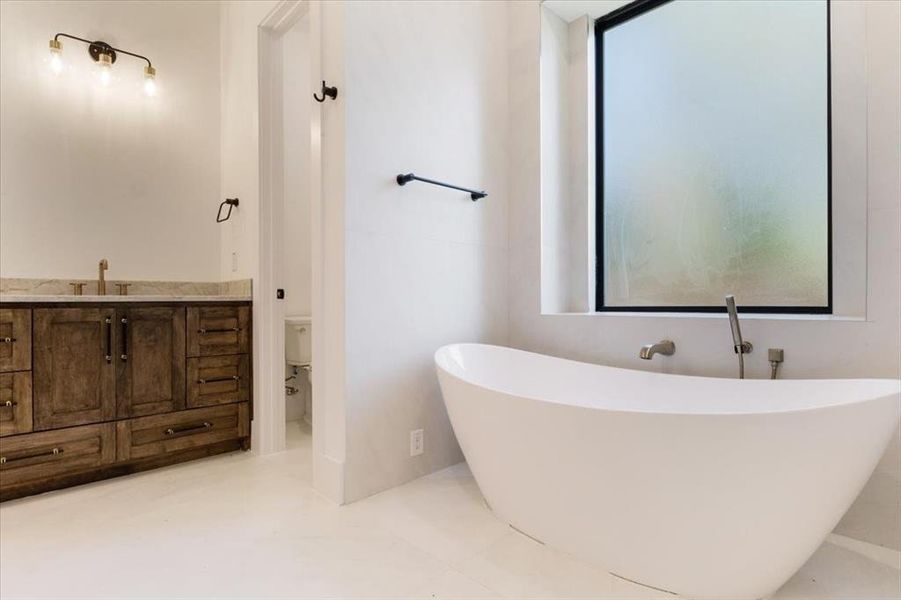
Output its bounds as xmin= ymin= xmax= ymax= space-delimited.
xmin=396 ymin=173 xmax=487 ymax=201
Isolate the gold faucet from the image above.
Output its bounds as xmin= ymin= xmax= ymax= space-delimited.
xmin=98 ymin=259 xmax=109 ymax=295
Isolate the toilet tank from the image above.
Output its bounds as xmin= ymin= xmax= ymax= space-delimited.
xmin=285 ymin=315 xmax=312 ymax=365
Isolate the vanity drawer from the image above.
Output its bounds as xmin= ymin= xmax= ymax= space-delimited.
xmin=0 ymin=423 xmax=115 ymax=487
xmin=0 ymin=309 xmax=31 ymax=373
xmin=187 ymin=306 xmax=250 ymax=357
xmin=187 ymin=355 xmax=250 ymax=408
xmin=116 ymin=403 xmax=249 ymax=461
xmin=0 ymin=372 xmax=33 ymax=437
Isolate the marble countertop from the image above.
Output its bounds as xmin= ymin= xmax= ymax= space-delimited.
xmin=0 ymin=295 xmax=252 ymax=303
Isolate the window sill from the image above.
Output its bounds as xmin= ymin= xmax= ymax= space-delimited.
xmin=543 ymin=311 xmax=866 ymax=322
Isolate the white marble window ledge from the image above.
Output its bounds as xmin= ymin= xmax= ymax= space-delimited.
xmin=542 ymin=311 xmax=867 ymax=323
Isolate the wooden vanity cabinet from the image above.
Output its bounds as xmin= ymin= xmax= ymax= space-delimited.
xmin=187 ymin=305 xmax=250 ymax=357
xmin=117 ymin=403 xmax=249 ymax=462
xmin=0 ymin=372 xmax=32 ymax=436
xmin=0 ymin=309 xmax=31 ymax=373
xmin=187 ymin=354 xmax=250 ymax=408
xmin=0 ymin=308 xmax=33 ymax=438
xmin=33 ymin=308 xmax=117 ymax=430
xmin=0 ymin=301 xmax=251 ymax=501
xmin=116 ymin=306 xmax=186 ymax=418
xmin=0 ymin=423 xmax=117 ymax=491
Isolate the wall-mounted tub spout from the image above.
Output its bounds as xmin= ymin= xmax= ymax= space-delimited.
xmin=639 ymin=340 xmax=675 ymax=360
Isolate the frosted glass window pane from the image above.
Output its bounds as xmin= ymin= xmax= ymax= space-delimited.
xmin=601 ymin=0 xmax=829 ymax=309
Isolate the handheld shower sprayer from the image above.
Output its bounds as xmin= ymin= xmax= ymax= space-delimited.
xmin=725 ymin=294 xmax=752 ymax=379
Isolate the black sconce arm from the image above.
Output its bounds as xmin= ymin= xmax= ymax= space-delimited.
xmin=54 ymin=32 xmax=153 ymax=69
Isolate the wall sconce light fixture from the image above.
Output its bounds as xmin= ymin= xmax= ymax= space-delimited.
xmin=48 ymin=33 xmax=156 ymax=95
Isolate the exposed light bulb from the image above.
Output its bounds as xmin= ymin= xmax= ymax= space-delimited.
xmin=97 ymin=52 xmax=113 ymax=86
xmin=143 ymin=65 xmax=157 ymax=96
xmin=48 ymin=38 xmax=63 ymax=74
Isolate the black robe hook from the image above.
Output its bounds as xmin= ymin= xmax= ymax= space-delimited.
xmin=313 ymin=80 xmax=338 ymax=103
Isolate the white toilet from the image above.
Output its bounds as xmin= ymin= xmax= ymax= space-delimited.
xmin=285 ymin=315 xmax=312 ymax=425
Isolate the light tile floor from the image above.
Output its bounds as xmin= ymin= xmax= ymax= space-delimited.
xmin=1 ymin=421 xmax=899 ymax=599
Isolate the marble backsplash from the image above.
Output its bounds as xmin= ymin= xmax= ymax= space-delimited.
xmin=0 ymin=278 xmax=252 ymax=297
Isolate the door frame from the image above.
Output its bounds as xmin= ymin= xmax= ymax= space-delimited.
xmin=257 ymin=1 xmax=309 ymax=456
xmin=258 ymin=0 xmax=344 ymax=504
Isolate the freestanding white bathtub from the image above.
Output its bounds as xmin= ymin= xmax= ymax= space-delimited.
xmin=435 ymin=343 xmax=901 ymax=600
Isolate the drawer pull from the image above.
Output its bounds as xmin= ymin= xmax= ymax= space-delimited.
xmin=198 ymin=327 xmax=241 ymax=334
xmin=1 ymin=447 xmax=63 ymax=465
xmin=164 ymin=422 xmax=212 ymax=436
xmin=120 ymin=317 xmax=129 ymax=362
xmin=0 ymin=337 xmax=16 ymax=343
xmin=104 ymin=317 xmax=112 ymax=363
xmin=2 ymin=400 xmax=17 ymax=408
xmin=197 ymin=375 xmax=241 ymax=385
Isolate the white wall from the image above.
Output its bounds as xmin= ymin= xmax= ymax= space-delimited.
xmin=340 ymin=0 xmax=509 ymax=502
xmin=540 ymin=10 xmax=595 ymax=313
xmin=219 ymin=0 xmax=278 ymax=282
xmin=540 ymin=8 xmax=572 ymax=314
xmin=0 ymin=0 xmax=221 ymax=282
xmin=511 ymin=0 xmax=901 ymax=549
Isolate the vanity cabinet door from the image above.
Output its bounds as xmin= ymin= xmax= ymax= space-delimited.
xmin=0 ymin=309 xmax=31 ymax=373
xmin=187 ymin=355 xmax=250 ymax=408
xmin=33 ymin=308 xmax=117 ymax=430
xmin=0 ymin=372 xmax=32 ymax=437
xmin=116 ymin=403 xmax=249 ymax=461
xmin=187 ymin=306 xmax=250 ymax=357
xmin=0 ymin=423 xmax=116 ymax=490
xmin=116 ymin=307 xmax=186 ymax=418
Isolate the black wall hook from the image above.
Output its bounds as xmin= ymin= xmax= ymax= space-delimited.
xmin=216 ymin=198 xmax=239 ymax=223
xmin=313 ymin=80 xmax=338 ymax=103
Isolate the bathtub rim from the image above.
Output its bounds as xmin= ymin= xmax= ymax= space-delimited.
xmin=435 ymin=343 xmax=901 ymax=417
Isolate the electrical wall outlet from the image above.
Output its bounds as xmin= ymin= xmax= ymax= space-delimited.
xmin=231 ymin=251 xmax=238 ymax=273
xmin=410 ymin=429 xmax=424 ymax=456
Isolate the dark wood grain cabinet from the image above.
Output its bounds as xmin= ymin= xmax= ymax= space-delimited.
xmin=0 ymin=308 xmax=32 ymax=373
xmin=187 ymin=305 xmax=250 ymax=357
xmin=33 ymin=308 xmax=117 ymax=430
xmin=0 ymin=301 xmax=251 ymax=501
xmin=187 ymin=354 xmax=250 ymax=408
xmin=116 ymin=306 xmax=186 ymax=418
xmin=0 ymin=372 xmax=33 ymax=436
xmin=0 ymin=423 xmax=116 ymax=488
xmin=117 ymin=403 xmax=249 ymax=462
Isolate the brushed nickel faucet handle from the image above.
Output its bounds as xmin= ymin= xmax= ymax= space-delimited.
xmin=69 ymin=282 xmax=86 ymax=296
xmin=115 ymin=283 xmax=131 ymax=296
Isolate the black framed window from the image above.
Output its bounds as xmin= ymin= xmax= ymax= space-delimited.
xmin=595 ymin=0 xmax=832 ymax=313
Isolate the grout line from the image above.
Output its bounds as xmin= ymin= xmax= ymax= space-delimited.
xmin=827 ymin=533 xmax=901 ymax=570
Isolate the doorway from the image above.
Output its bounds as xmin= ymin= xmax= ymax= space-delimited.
xmin=258 ymin=0 xmax=342 ymax=503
